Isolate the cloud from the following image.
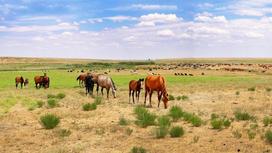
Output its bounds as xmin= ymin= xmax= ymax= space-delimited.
xmin=137 ymin=13 xmax=180 ymax=27
xmin=131 ymin=4 xmax=177 ymax=10
xmin=157 ymin=29 xmax=175 ymax=37
xmin=0 ymin=4 xmax=27 ymax=15
xmin=104 ymin=16 xmax=137 ymax=22
xmin=194 ymin=12 xmax=228 ymax=23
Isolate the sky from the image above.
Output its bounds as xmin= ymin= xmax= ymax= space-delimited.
xmin=1 ymin=0 xmax=272 ymax=59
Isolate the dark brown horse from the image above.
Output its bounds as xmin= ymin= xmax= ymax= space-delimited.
xmin=15 ymin=76 xmax=24 ymax=89
xmin=76 ymin=73 xmax=87 ymax=87
xmin=129 ymin=78 xmax=144 ymax=103
xmin=144 ymin=75 xmax=169 ymax=109
xmin=34 ymin=76 xmax=50 ymax=89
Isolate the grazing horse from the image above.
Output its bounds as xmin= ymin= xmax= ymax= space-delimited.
xmin=77 ymin=73 xmax=87 ymax=87
xmin=85 ymin=74 xmax=94 ymax=96
xmin=144 ymin=75 xmax=169 ymax=109
xmin=96 ymin=74 xmax=117 ymax=98
xmin=15 ymin=76 xmax=24 ymax=89
xmin=24 ymin=78 xmax=29 ymax=87
xmin=129 ymin=78 xmax=144 ymax=103
xmin=34 ymin=76 xmax=50 ymax=89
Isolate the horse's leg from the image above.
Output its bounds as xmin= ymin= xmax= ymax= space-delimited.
xmin=137 ymin=90 xmax=141 ymax=103
xmin=96 ymin=84 xmax=99 ymax=96
xmin=149 ymin=90 xmax=153 ymax=107
xmin=158 ymin=91 xmax=162 ymax=108
xmin=132 ymin=91 xmax=135 ymax=104
xmin=129 ymin=89 xmax=131 ymax=103
xmin=144 ymin=89 xmax=148 ymax=106
xmin=107 ymin=88 xmax=109 ymax=99
xmin=21 ymin=83 xmax=23 ymax=89
xmin=101 ymin=88 xmax=104 ymax=96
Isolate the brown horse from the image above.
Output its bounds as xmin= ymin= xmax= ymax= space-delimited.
xmin=77 ymin=73 xmax=87 ymax=87
xmin=34 ymin=76 xmax=50 ymax=89
xmin=144 ymin=75 xmax=169 ymax=109
xmin=15 ymin=76 xmax=24 ymax=89
xmin=129 ymin=78 xmax=144 ymax=103
xmin=96 ymin=74 xmax=117 ymax=98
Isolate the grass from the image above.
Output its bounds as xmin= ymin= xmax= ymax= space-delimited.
xmin=263 ymin=116 xmax=272 ymax=126
xmin=266 ymin=88 xmax=272 ymax=92
xmin=57 ymin=129 xmax=71 ymax=137
xmin=169 ymin=106 xmax=183 ymax=121
xmin=265 ymin=130 xmax=272 ymax=143
xmin=119 ymin=117 xmax=129 ymax=126
xmin=155 ymin=127 xmax=168 ymax=139
xmin=210 ymin=114 xmax=231 ymax=129
xmin=82 ymin=103 xmax=97 ymax=111
xmin=232 ymin=130 xmax=242 ymax=139
xmin=126 ymin=127 xmax=133 ymax=136
xmin=47 ymin=98 xmax=58 ymax=108
xmin=168 ymin=94 xmax=175 ymax=101
xmin=234 ymin=110 xmax=254 ymax=121
xmin=37 ymin=100 xmax=44 ymax=108
xmin=56 ymin=93 xmax=66 ymax=99
xmin=247 ymin=130 xmax=256 ymax=140
xmin=94 ymin=96 xmax=102 ymax=105
xmin=40 ymin=114 xmax=60 ymax=129
xmin=177 ymin=95 xmax=189 ymax=101
xmin=157 ymin=116 xmax=171 ymax=128
xmin=131 ymin=146 xmax=147 ymax=153
xmin=170 ymin=126 xmax=184 ymax=138
xmin=182 ymin=112 xmax=202 ymax=127
xmin=134 ymin=106 xmax=156 ymax=128
xmin=248 ymin=87 xmax=256 ymax=91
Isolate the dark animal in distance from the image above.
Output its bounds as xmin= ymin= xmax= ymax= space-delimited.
xmin=15 ymin=76 xmax=24 ymax=89
xmin=144 ymin=75 xmax=169 ymax=109
xmin=129 ymin=78 xmax=144 ymax=103
xmin=85 ymin=74 xmax=94 ymax=96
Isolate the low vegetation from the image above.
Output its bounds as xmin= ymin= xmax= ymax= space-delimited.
xmin=40 ymin=114 xmax=60 ymax=129
xmin=265 ymin=130 xmax=272 ymax=144
xmin=177 ymin=95 xmax=189 ymax=101
xmin=263 ymin=116 xmax=272 ymax=126
xmin=168 ymin=94 xmax=175 ymax=101
xmin=47 ymin=99 xmax=58 ymax=108
xmin=134 ymin=106 xmax=156 ymax=128
xmin=37 ymin=100 xmax=44 ymax=108
xmin=157 ymin=116 xmax=171 ymax=128
xmin=119 ymin=117 xmax=129 ymax=126
xmin=82 ymin=103 xmax=97 ymax=111
xmin=234 ymin=110 xmax=254 ymax=121
xmin=56 ymin=93 xmax=66 ymax=99
xmin=155 ymin=126 xmax=168 ymax=139
xmin=57 ymin=129 xmax=71 ymax=138
xmin=210 ymin=114 xmax=231 ymax=129
xmin=169 ymin=106 xmax=183 ymax=121
xmin=248 ymin=87 xmax=256 ymax=91
xmin=131 ymin=146 xmax=147 ymax=153
xmin=170 ymin=126 xmax=184 ymax=138
xmin=94 ymin=96 xmax=102 ymax=105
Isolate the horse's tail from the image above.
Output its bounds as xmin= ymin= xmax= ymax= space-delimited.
xmin=76 ymin=76 xmax=80 ymax=81
xmin=110 ymin=78 xmax=117 ymax=90
xmin=20 ymin=76 xmax=24 ymax=83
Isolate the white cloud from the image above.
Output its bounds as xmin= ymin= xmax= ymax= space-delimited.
xmin=131 ymin=4 xmax=177 ymax=10
xmin=137 ymin=13 xmax=180 ymax=27
xmin=157 ymin=29 xmax=175 ymax=37
xmin=194 ymin=12 xmax=227 ymax=23
xmin=105 ymin=16 xmax=137 ymax=22
xmin=230 ymin=0 xmax=272 ymax=16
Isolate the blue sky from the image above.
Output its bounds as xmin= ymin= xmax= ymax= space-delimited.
xmin=1 ymin=0 xmax=272 ymax=59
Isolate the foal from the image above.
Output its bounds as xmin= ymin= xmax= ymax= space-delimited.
xmin=15 ymin=76 xmax=24 ymax=89
xmin=129 ymin=78 xmax=144 ymax=103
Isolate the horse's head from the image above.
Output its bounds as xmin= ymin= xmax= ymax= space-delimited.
xmin=138 ymin=78 xmax=145 ymax=89
xmin=162 ymin=91 xmax=169 ymax=109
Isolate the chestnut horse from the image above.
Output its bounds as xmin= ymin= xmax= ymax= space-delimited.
xmin=76 ymin=73 xmax=87 ymax=87
xmin=34 ymin=76 xmax=50 ymax=89
xmin=129 ymin=78 xmax=144 ymax=103
xmin=15 ymin=76 xmax=24 ymax=89
xmin=144 ymin=75 xmax=169 ymax=109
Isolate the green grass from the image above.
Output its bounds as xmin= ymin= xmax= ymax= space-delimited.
xmin=131 ymin=146 xmax=147 ymax=153
xmin=265 ymin=130 xmax=272 ymax=143
xmin=248 ymin=87 xmax=256 ymax=91
xmin=170 ymin=126 xmax=184 ymax=138
xmin=82 ymin=103 xmax=97 ymax=111
xmin=40 ymin=114 xmax=60 ymax=129
xmin=155 ymin=127 xmax=168 ymax=139
xmin=119 ymin=117 xmax=129 ymax=126
xmin=47 ymin=98 xmax=58 ymax=108
xmin=169 ymin=106 xmax=183 ymax=121
xmin=57 ymin=129 xmax=71 ymax=137
xmin=168 ymin=94 xmax=175 ymax=101
xmin=134 ymin=106 xmax=156 ymax=128
xmin=56 ymin=93 xmax=66 ymax=99
xmin=157 ymin=116 xmax=171 ymax=128
xmin=37 ymin=100 xmax=45 ymax=108
xmin=234 ymin=110 xmax=254 ymax=121
xmin=263 ymin=116 xmax=272 ymax=126
xmin=94 ymin=96 xmax=102 ymax=105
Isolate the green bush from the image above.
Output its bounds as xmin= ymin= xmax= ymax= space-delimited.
xmin=266 ymin=88 xmax=272 ymax=92
xmin=131 ymin=146 xmax=147 ymax=153
xmin=170 ymin=126 xmax=184 ymax=138
xmin=56 ymin=93 xmax=66 ymax=99
xmin=155 ymin=127 xmax=168 ymax=139
xmin=234 ymin=111 xmax=253 ymax=121
xmin=248 ymin=87 xmax=255 ymax=91
xmin=263 ymin=116 xmax=272 ymax=126
xmin=211 ymin=113 xmax=219 ymax=120
xmin=47 ymin=94 xmax=56 ymax=99
xmin=169 ymin=94 xmax=175 ymax=101
xmin=211 ymin=119 xmax=223 ymax=129
xmin=119 ymin=117 xmax=129 ymax=126
xmin=157 ymin=116 xmax=171 ymax=128
xmin=40 ymin=114 xmax=60 ymax=129
xmin=235 ymin=91 xmax=240 ymax=95
xmin=223 ymin=119 xmax=231 ymax=127
xmin=265 ymin=130 xmax=272 ymax=143
xmin=190 ymin=116 xmax=202 ymax=127
xmin=94 ymin=96 xmax=102 ymax=105
xmin=83 ymin=103 xmax=97 ymax=111
xmin=134 ymin=106 xmax=156 ymax=128
xmin=47 ymin=99 xmax=58 ymax=108
xmin=247 ymin=130 xmax=256 ymax=140
xmin=169 ymin=106 xmax=183 ymax=121
xmin=181 ymin=95 xmax=189 ymax=101
xmin=37 ymin=100 xmax=44 ymax=108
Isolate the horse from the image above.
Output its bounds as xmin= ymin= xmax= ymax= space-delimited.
xmin=24 ymin=78 xmax=29 ymax=87
xmin=15 ymin=76 xmax=24 ymax=89
xmin=34 ymin=76 xmax=50 ymax=89
xmin=144 ymin=75 xmax=169 ymax=109
xmin=85 ymin=74 xmax=94 ymax=96
xmin=96 ymin=74 xmax=117 ymax=98
xmin=77 ymin=73 xmax=87 ymax=87
xmin=129 ymin=78 xmax=144 ymax=103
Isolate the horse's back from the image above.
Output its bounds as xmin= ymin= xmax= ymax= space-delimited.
xmin=145 ymin=75 xmax=165 ymax=91
xmin=129 ymin=80 xmax=137 ymax=90
xmin=15 ymin=76 xmax=23 ymax=83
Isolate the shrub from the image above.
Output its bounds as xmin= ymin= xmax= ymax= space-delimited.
xmin=57 ymin=129 xmax=71 ymax=137
xmin=263 ymin=116 xmax=272 ymax=126
xmin=56 ymin=93 xmax=66 ymax=99
xmin=134 ymin=106 xmax=156 ymax=128
xmin=248 ymin=87 xmax=255 ymax=91
xmin=234 ymin=111 xmax=253 ymax=121
xmin=126 ymin=128 xmax=133 ymax=136
xmin=181 ymin=95 xmax=189 ymax=101
xmin=170 ymin=126 xmax=184 ymax=138
xmin=266 ymin=88 xmax=272 ymax=92
xmin=157 ymin=116 xmax=171 ymax=128
xmin=169 ymin=94 xmax=175 ymax=101
xmin=265 ymin=130 xmax=272 ymax=143
xmin=82 ymin=103 xmax=97 ymax=111
xmin=155 ymin=127 xmax=168 ymax=139
xmin=119 ymin=117 xmax=129 ymax=126
xmin=232 ymin=130 xmax=242 ymax=139
xmin=169 ymin=106 xmax=183 ymax=121
xmin=211 ymin=113 xmax=219 ymax=120
xmin=94 ymin=96 xmax=102 ymax=105
xmin=247 ymin=130 xmax=256 ymax=140
xmin=37 ymin=100 xmax=44 ymax=108
xmin=47 ymin=99 xmax=58 ymax=108
xmin=40 ymin=114 xmax=60 ymax=129
xmin=223 ymin=119 xmax=231 ymax=127
xmin=47 ymin=94 xmax=56 ymax=99
xmin=190 ymin=116 xmax=202 ymax=127
xmin=211 ymin=119 xmax=223 ymax=129
xmin=235 ymin=91 xmax=240 ymax=95
xmin=131 ymin=146 xmax=147 ymax=153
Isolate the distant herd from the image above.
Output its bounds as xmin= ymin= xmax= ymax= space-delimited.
xmin=15 ymin=72 xmax=169 ymax=109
